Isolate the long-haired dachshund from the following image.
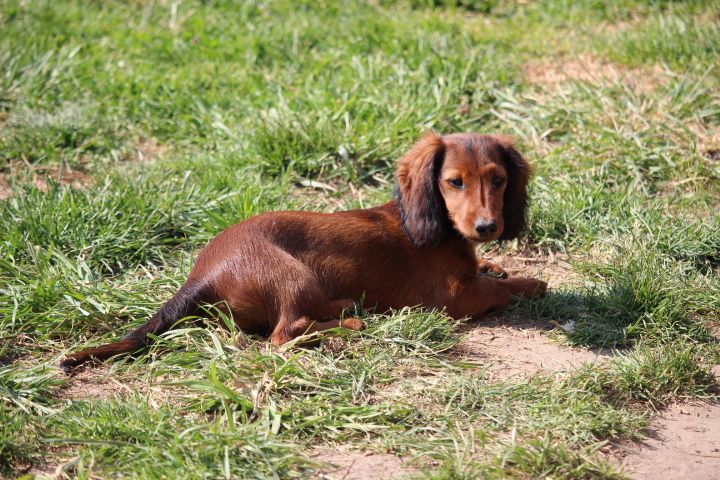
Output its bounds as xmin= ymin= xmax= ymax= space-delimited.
xmin=61 ymin=132 xmax=547 ymax=372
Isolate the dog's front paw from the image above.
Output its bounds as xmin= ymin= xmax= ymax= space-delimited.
xmin=477 ymin=259 xmax=508 ymax=278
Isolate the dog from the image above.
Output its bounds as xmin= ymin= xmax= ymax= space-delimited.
xmin=60 ymin=132 xmax=547 ymax=372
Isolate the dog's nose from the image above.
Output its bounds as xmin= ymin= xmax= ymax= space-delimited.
xmin=475 ymin=219 xmax=497 ymax=235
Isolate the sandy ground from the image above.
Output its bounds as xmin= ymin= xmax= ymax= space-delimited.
xmin=312 ymin=450 xmax=416 ymax=480
xmin=618 ymin=401 xmax=720 ymax=480
xmin=456 ymin=317 xmax=613 ymax=380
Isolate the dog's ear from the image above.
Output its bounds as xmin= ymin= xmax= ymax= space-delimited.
xmin=492 ymin=135 xmax=531 ymax=240
xmin=395 ymin=132 xmax=447 ymax=247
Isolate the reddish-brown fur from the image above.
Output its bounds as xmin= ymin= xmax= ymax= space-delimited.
xmin=60 ymin=132 xmax=546 ymax=373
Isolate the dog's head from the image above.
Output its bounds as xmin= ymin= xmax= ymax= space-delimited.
xmin=396 ymin=132 xmax=531 ymax=247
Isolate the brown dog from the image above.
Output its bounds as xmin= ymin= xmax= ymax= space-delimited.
xmin=60 ymin=132 xmax=547 ymax=372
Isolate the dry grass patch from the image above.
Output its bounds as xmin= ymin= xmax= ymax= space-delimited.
xmin=524 ymin=54 xmax=668 ymax=93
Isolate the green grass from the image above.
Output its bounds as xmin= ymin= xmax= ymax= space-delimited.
xmin=1 ymin=0 xmax=719 ymax=478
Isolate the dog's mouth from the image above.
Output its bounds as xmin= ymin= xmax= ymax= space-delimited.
xmin=471 ymin=234 xmax=496 ymax=243
xmin=460 ymin=231 xmax=496 ymax=243
xmin=467 ymin=227 xmax=503 ymax=243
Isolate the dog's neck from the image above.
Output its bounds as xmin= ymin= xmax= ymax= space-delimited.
xmin=385 ymin=199 xmax=472 ymax=252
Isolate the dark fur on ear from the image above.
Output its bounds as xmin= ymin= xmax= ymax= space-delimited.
xmin=395 ymin=132 xmax=448 ymax=247
xmin=492 ymin=135 xmax=531 ymax=240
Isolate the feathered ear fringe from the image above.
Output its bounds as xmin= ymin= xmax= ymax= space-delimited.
xmin=395 ymin=132 xmax=448 ymax=247
xmin=490 ymin=135 xmax=531 ymax=240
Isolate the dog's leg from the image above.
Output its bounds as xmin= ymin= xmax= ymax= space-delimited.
xmin=270 ymin=316 xmax=365 ymax=345
xmin=497 ymin=276 xmax=547 ymax=301
xmin=295 ymin=316 xmax=366 ymax=336
xmin=447 ymin=276 xmax=547 ymax=318
xmin=270 ymin=298 xmax=364 ymax=345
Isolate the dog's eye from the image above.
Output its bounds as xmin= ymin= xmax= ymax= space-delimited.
xmin=448 ymin=178 xmax=464 ymax=188
xmin=492 ymin=176 xmax=506 ymax=187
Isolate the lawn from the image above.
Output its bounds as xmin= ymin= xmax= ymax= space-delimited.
xmin=1 ymin=0 xmax=719 ymax=478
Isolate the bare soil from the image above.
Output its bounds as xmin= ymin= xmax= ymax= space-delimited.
xmin=524 ymin=54 xmax=668 ymax=93
xmin=456 ymin=317 xmax=612 ymax=380
xmin=0 ymin=178 xmax=11 ymax=200
xmin=130 ymin=137 xmax=165 ymax=163
xmin=58 ymin=365 xmax=187 ymax=409
xmin=617 ymin=402 xmax=720 ymax=480
xmin=57 ymin=367 xmax=132 ymax=401
xmin=480 ymin=246 xmax=581 ymax=287
xmin=311 ymin=449 xmax=416 ymax=480
xmin=0 ymin=138 xmax=164 ymax=200
xmin=0 ymin=164 xmax=92 ymax=200
xmin=689 ymin=121 xmax=720 ymax=161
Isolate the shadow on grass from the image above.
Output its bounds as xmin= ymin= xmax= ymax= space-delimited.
xmin=508 ymin=264 xmax=715 ymax=349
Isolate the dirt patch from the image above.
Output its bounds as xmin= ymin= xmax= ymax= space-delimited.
xmin=131 ymin=137 xmax=165 ymax=163
xmin=25 ymin=456 xmax=81 ymax=480
xmin=0 ymin=177 xmax=12 ymax=200
xmin=57 ymin=366 xmax=186 ymax=408
xmin=33 ymin=166 xmax=93 ymax=192
xmin=311 ymin=449 xmax=417 ymax=480
xmin=706 ymin=149 xmax=720 ymax=162
xmin=0 ymin=164 xmax=93 ymax=200
xmin=524 ymin=54 xmax=667 ymax=93
xmin=58 ymin=367 xmax=134 ymax=401
xmin=456 ymin=318 xmax=612 ymax=380
xmin=0 ymin=137 xmax=165 ymax=201
xmin=617 ymin=402 xmax=720 ymax=480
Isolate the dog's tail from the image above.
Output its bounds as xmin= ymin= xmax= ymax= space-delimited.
xmin=60 ymin=280 xmax=208 ymax=374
